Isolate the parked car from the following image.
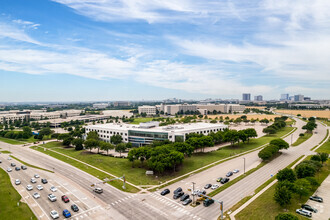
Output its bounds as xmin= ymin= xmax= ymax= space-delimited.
xmin=37 ymin=185 xmax=43 ymax=190
xmin=220 ymin=177 xmax=230 ymax=184
xmin=71 ymin=204 xmax=79 ymax=212
xmin=61 ymin=195 xmax=70 ymax=203
xmin=301 ymin=204 xmax=317 ymax=213
xmin=204 ymin=183 xmax=212 ymax=189
xmin=15 ymin=179 xmax=21 ymax=185
xmin=216 ymin=177 xmax=223 ymax=182
xmin=10 ymin=163 xmax=16 ymax=167
xmin=180 ymin=194 xmax=190 ymax=201
xmin=198 ymin=190 xmax=207 ymax=197
xmin=26 ymin=185 xmax=33 ymax=191
xmin=93 ymin=187 xmax=103 ymax=194
xmin=41 ymin=179 xmax=48 ymax=184
xmin=48 ymin=194 xmax=57 ymax=202
xmin=33 ymin=192 xmax=40 ymax=199
xmin=182 ymin=198 xmax=192 ymax=206
xmin=226 ymin=171 xmax=233 ymax=177
xmin=50 ymin=186 xmax=57 ymax=192
xmin=21 ymin=165 xmax=27 ymax=170
xmin=173 ymin=187 xmax=182 ymax=194
xmin=160 ymin=189 xmax=170 ymax=196
xmin=63 ymin=209 xmax=71 ymax=218
xmin=15 ymin=167 xmax=21 ymax=171
xmin=173 ymin=191 xmax=184 ymax=199
xmin=211 ymin=184 xmax=219 ymax=190
xmin=7 ymin=157 xmax=11 ymax=160
xmin=203 ymin=198 xmax=214 ymax=207
xmin=0 ymin=160 xmax=2 ymax=163
xmin=233 ymin=169 xmax=239 ymax=173
xmin=7 ymin=168 xmax=12 ymax=172
xmin=30 ymin=178 xmax=37 ymax=184
xmin=50 ymin=210 xmax=59 ymax=219
xmin=296 ymin=209 xmax=312 ymax=217
xmin=310 ymin=195 xmax=323 ymax=203
xmin=34 ymin=174 xmax=40 ymax=178
xmin=192 ymin=190 xmax=201 ymax=196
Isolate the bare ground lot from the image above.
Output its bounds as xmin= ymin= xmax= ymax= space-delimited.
xmin=275 ymin=110 xmax=330 ymax=118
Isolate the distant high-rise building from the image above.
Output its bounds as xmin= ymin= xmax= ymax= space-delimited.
xmin=254 ymin=95 xmax=263 ymax=101
xmin=294 ymin=95 xmax=304 ymax=102
xmin=304 ymin=97 xmax=311 ymax=101
xmin=280 ymin=94 xmax=289 ymax=100
xmin=242 ymin=93 xmax=251 ymax=101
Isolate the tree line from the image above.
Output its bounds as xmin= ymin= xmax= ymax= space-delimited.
xmin=262 ymin=116 xmax=288 ymax=135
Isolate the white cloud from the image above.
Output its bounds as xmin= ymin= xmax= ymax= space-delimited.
xmin=0 ymin=23 xmax=41 ymax=44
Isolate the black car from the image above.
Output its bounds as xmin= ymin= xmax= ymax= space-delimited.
xmin=10 ymin=163 xmax=16 ymax=167
xmin=301 ymin=204 xmax=317 ymax=213
xmin=173 ymin=187 xmax=182 ymax=195
xmin=41 ymin=179 xmax=48 ymax=184
xmin=182 ymin=198 xmax=192 ymax=206
xmin=310 ymin=195 xmax=323 ymax=203
xmin=21 ymin=165 xmax=27 ymax=170
xmin=226 ymin=171 xmax=233 ymax=177
xmin=160 ymin=189 xmax=170 ymax=196
xmin=71 ymin=204 xmax=79 ymax=212
xmin=173 ymin=191 xmax=184 ymax=199
xmin=180 ymin=194 xmax=190 ymax=201
xmin=198 ymin=190 xmax=206 ymax=197
xmin=204 ymin=184 xmax=212 ymax=189
xmin=220 ymin=177 xmax=230 ymax=184
xmin=15 ymin=167 xmax=21 ymax=171
xmin=203 ymin=198 xmax=214 ymax=207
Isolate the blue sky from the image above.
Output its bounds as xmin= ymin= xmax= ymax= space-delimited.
xmin=0 ymin=0 xmax=329 ymax=102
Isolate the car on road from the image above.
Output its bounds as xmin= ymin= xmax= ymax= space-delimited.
xmin=220 ymin=177 xmax=230 ymax=184
xmin=21 ymin=165 xmax=27 ymax=170
xmin=198 ymin=190 xmax=206 ymax=197
xmin=7 ymin=168 xmax=12 ymax=172
xmin=174 ymin=187 xmax=182 ymax=194
xmin=48 ymin=194 xmax=57 ymax=202
xmin=301 ymin=204 xmax=317 ymax=213
xmin=173 ymin=191 xmax=184 ymax=199
xmin=50 ymin=210 xmax=59 ymax=219
xmin=216 ymin=177 xmax=223 ymax=182
xmin=61 ymin=195 xmax=70 ymax=203
xmin=203 ymin=198 xmax=214 ymax=207
xmin=33 ymin=192 xmax=40 ymax=199
xmin=15 ymin=167 xmax=21 ymax=171
xmin=226 ymin=171 xmax=233 ymax=177
xmin=37 ymin=185 xmax=43 ymax=190
xmin=310 ymin=195 xmax=323 ymax=203
xmin=211 ymin=184 xmax=219 ymax=190
xmin=50 ymin=186 xmax=57 ymax=192
xmin=7 ymin=157 xmax=11 ymax=160
xmin=183 ymin=198 xmax=192 ymax=206
xmin=71 ymin=204 xmax=79 ymax=212
xmin=93 ymin=187 xmax=103 ymax=194
xmin=192 ymin=189 xmax=200 ymax=196
xmin=41 ymin=178 xmax=48 ymax=184
xmin=30 ymin=178 xmax=37 ymax=184
xmin=15 ymin=179 xmax=21 ymax=185
xmin=63 ymin=209 xmax=71 ymax=218
xmin=10 ymin=163 xmax=16 ymax=167
xmin=160 ymin=189 xmax=170 ymax=196
xmin=296 ymin=209 xmax=312 ymax=217
xmin=180 ymin=194 xmax=190 ymax=201
xmin=233 ymin=169 xmax=239 ymax=173
xmin=34 ymin=174 xmax=40 ymax=178
xmin=204 ymin=183 xmax=212 ymax=189
xmin=26 ymin=185 xmax=33 ymax=191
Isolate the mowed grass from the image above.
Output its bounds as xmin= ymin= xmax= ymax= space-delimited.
xmin=0 ymin=137 xmax=26 ymax=145
xmin=291 ymin=133 xmax=313 ymax=146
xmin=0 ymin=168 xmax=37 ymax=220
xmin=316 ymin=138 xmax=330 ymax=154
xmin=36 ymin=127 xmax=294 ymax=186
xmin=130 ymin=117 xmax=157 ymax=124
xmin=0 ymin=150 xmax=11 ymax=154
xmin=236 ymin=159 xmax=330 ymax=220
xmin=318 ymin=119 xmax=330 ymax=126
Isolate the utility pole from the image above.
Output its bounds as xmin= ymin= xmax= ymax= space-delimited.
xmin=192 ymin=182 xmax=196 ymax=206
xmin=291 ymin=134 xmax=293 ymax=145
xmin=243 ymin=157 xmax=246 ymax=174
xmin=220 ymin=201 xmax=224 ymax=220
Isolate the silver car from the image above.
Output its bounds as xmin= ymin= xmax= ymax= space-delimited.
xmin=33 ymin=192 xmax=40 ymax=199
xmin=36 ymin=185 xmax=43 ymax=190
xmin=15 ymin=179 xmax=21 ymax=185
xmin=7 ymin=168 xmax=12 ymax=172
xmin=26 ymin=185 xmax=33 ymax=191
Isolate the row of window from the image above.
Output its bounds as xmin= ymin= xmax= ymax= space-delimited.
xmin=86 ymin=128 xmax=128 ymax=136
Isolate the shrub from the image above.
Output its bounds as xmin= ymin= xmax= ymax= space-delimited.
xmin=275 ymin=213 xmax=298 ymax=220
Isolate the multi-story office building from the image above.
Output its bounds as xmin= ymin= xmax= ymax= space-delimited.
xmin=242 ymin=93 xmax=251 ymax=101
xmin=294 ymin=95 xmax=304 ymax=102
xmin=280 ymin=94 xmax=289 ymax=101
xmin=85 ymin=122 xmax=228 ymax=146
xmin=254 ymin=95 xmax=263 ymax=101
xmin=138 ymin=105 xmax=157 ymax=115
xmin=113 ymin=101 xmax=131 ymax=107
xmin=93 ymin=103 xmax=109 ymax=109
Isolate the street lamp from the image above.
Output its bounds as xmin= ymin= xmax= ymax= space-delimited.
xmin=243 ymin=157 xmax=246 ymax=174
xmin=291 ymin=134 xmax=293 ymax=145
xmin=192 ymin=182 xmax=196 ymax=206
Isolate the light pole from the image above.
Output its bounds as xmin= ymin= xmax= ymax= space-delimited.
xmin=192 ymin=182 xmax=196 ymax=206
xmin=243 ymin=157 xmax=246 ymax=174
xmin=291 ymin=134 xmax=293 ymax=145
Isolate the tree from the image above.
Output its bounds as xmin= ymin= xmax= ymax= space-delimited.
xmin=39 ymin=127 xmax=52 ymax=136
xmin=258 ymin=145 xmax=279 ymax=161
xmin=72 ymin=138 xmax=84 ymax=150
xmin=277 ymin=168 xmax=296 ymax=182
xmin=311 ymin=154 xmax=321 ymax=162
xmin=294 ymin=178 xmax=311 ymax=198
xmin=244 ymin=128 xmax=257 ymax=142
xmin=295 ymin=162 xmax=317 ymax=178
xmin=111 ymin=134 xmax=123 ymax=145
xmin=263 ymin=127 xmax=276 ymax=135
xmin=100 ymin=142 xmax=114 ymax=155
xmin=318 ymin=152 xmax=328 ymax=164
xmin=115 ymin=143 xmax=127 ymax=156
xmin=223 ymin=130 xmax=239 ymax=146
xmin=172 ymin=142 xmax=194 ymax=157
xmin=84 ymin=139 xmax=99 ymax=152
xmin=270 ymin=138 xmax=289 ymax=150
xmin=302 ymin=121 xmax=317 ymax=133
xmin=238 ymin=130 xmax=248 ymax=143
xmin=274 ymin=184 xmax=292 ymax=207
xmin=275 ymin=213 xmax=298 ymax=220
xmin=86 ymin=131 xmax=99 ymax=141
xmin=63 ymin=137 xmax=73 ymax=146
xmin=22 ymin=126 xmax=32 ymax=139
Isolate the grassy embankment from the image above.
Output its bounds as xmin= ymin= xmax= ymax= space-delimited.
xmin=0 ymin=168 xmax=37 ymax=220
xmin=10 ymin=155 xmax=54 ymax=173
xmin=0 ymin=137 xmax=26 ymax=145
xmin=0 ymin=150 xmax=11 ymax=154
xmin=32 ymin=127 xmax=294 ymax=187
xmin=0 ymin=134 xmax=52 ymax=145
xmin=291 ymin=133 xmax=313 ymax=147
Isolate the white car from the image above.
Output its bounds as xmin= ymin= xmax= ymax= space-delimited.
xmin=192 ymin=189 xmax=201 ymax=196
xmin=50 ymin=210 xmax=59 ymax=219
xmin=50 ymin=186 xmax=57 ymax=192
xmin=26 ymin=185 xmax=33 ymax=191
xmin=7 ymin=168 xmax=12 ymax=172
xmin=233 ymin=169 xmax=239 ymax=173
xmin=7 ymin=157 xmax=11 ymax=160
xmin=36 ymin=185 xmax=43 ymax=190
xmin=34 ymin=174 xmax=40 ymax=178
xmin=211 ymin=184 xmax=219 ymax=190
xmin=15 ymin=179 xmax=21 ymax=185
xmin=30 ymin=178 xmax=37 ymax=183
xmin=48 ymin=194 xmax=57 ymax=202
xmin=33 ymin=192 xmax=40 ymax=199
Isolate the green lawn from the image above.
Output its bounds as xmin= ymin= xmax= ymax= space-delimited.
xmin=316 ymin=138 xmax=330 ymax=154
xmin=292 ymin=133 xmax=313 ymax=146
xmin=0 ymin=168 xmax=37 ymax=220
xmin=0 ymin=150 xmax=11 ymax=154
xmin=0 ymin=137 xmax=26 ymax=145
xmin=34 ymin=127 xmax=294 ymax=186
xmin=10 ymin=155 xmax=54 ymax=173
xmin=318 ymin=119 xmax=330 ymax=126
xmin=236 ymin=159 xmax=330 ymax=220
xmin=130 ymin=117 xmax=156 ymax=124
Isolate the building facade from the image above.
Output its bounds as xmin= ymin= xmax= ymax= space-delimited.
xmin=138 ymin=105 xmax=157 ymax=115
xmin=242 ymin=93 xmax=251 ymax=101
xmin=254 ymin=95 xmax=263 ymax=101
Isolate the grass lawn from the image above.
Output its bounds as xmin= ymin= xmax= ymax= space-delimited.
xmin=0 ymin=168 xmax=37 ymax=220
xmin=34 ymin=127 xmax=294 ymax=186
xmin=292 ymin=133 xmax=313 ymax=146
xmin=10 ymin=155 xmax=54 ymax=173
xmin=236 ymin=159 xmax=330 ymax=220
xmin=130 ymin=117 xmax=156 ymax=124
xmin=316 ymin=137 xmax=330 ymax=154
xmin=0 ymin=137 xmax=26 ymax=145
xmin=318 ymin=119 xmax=330 ymax=126
xmin=0 ymin=150 xmax=11 ymax=154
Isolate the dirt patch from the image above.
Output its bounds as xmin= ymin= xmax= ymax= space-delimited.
xmin=206 ymin=114 xmax=278 ymax=120
xmin=275 ymin=110 xmax=330 ymax=118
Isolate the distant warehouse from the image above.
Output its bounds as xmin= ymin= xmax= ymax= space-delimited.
xmin=85 ymin=122 xmax=228 ymax=147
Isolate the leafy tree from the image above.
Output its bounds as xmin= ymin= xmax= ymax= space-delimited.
xmin=172 ymin=142 xmax=194 ymax=157
xmin=111 ymin=134 xmax=123 ymax=145
xmin=39 ymin=127 xmax=52 ymax=136
xmin=302 ymin=121 xmax=317 ymax=133
xmin=100 ymin=142 xmax=114 ymax=155
xmin=318 ymin=152 xmax=328 ymax=164
xmin=63 ymin=137 xmax=73 ymax=146
xmin=86 ymin=131 xmax=99 ymax=141
xmin=263 ymin=127 xmax=276 ymax=135
xmin=311 ymin=154 xmax=321 ymax=162
xmin=244 ymin=128 xmax=257 ymax=142
xmin=277 ymin=168 xmax=296 ymax=182
xmin=22 ymin=126 xmax=32 ymax=139
xmin=84 ymin=139 xmax=99 ymax=152
xmin=305 ymin=177 xmax=319 ymax=187
xmin=58 ymin=133 xmax=71 ymax=140
xmin=223 ymin=130 xmax=239 ymax=146
xmin=275 ymin=213 xmax=298 ymax=220
xmin=72 ymin=138 xmax=84 ymax=150
xmin=258 ymin=145 xmax=279 ymax=160
xmin=294 ymin=178 xmax=311 ymax=198
xmin=238 ymin=130 xmax=248 ymax=143
xmin=274 ymin=184 xmax=292 ymax=207
xmin=270 ymin=138 xmax=289 ymax=150
xmin=295 ymin=162 xmax=317 ymax=178
xmin=115 ymin=143 xmax=127 ymax=156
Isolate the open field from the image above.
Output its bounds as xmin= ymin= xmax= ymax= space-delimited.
xmin=275 ymin=109 xmax=330 ymax=118
xmin=236 ymin=158 xmax=330 ymax=220
xmin=206 ymin=114 xmax=279 ymax=120
xmin=130 ymin=117 xmax=157 ymax=124
xmin=292 ymin=133 xmax=313 ymax=146
xmin=0 ymin=168 xmax=37 ymax=220
xmin=34 ymin=127 xmax=293 ymax=186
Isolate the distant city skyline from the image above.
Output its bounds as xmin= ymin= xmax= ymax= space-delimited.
xmin=1 ymin=0 xmax=329 ymax=102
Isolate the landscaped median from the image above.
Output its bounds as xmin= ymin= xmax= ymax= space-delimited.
xmin=10 ymin=155 xmax=54 ymax=173
xmin=291 ymin=132 xmax=313 ymax=146
xmin=0 ymin=167 xmax=37 ymax=220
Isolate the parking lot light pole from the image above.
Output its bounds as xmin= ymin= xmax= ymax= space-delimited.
xmin=192 ymin=182 xmax=196 ymax=206
xmin=243 ymin=158 xmax=246 ymax=174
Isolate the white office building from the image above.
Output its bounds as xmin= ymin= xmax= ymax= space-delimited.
xmin=138 ymin=105 xmax=157 ymax=115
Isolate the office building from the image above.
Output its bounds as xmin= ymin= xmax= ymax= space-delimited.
xmin=93 ymin=103 xmax=109 ymax=109
xmin=242 ymin=93 xmax=251 ymax=101
xmin=113 ymin=101 xmax=131 ymax=107
xmin=280 ymin=94 xmax=289 ymax=101
xmin=254 ymin=95 xmax=263 ymax=101
xmin=294 ymin=95 xmax=304 ymax=102
xmin=138 ymin=105 xmax=157 ymax=115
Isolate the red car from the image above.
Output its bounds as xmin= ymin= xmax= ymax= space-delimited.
xmin=61 ymin=195 xmax=70 ymax=203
